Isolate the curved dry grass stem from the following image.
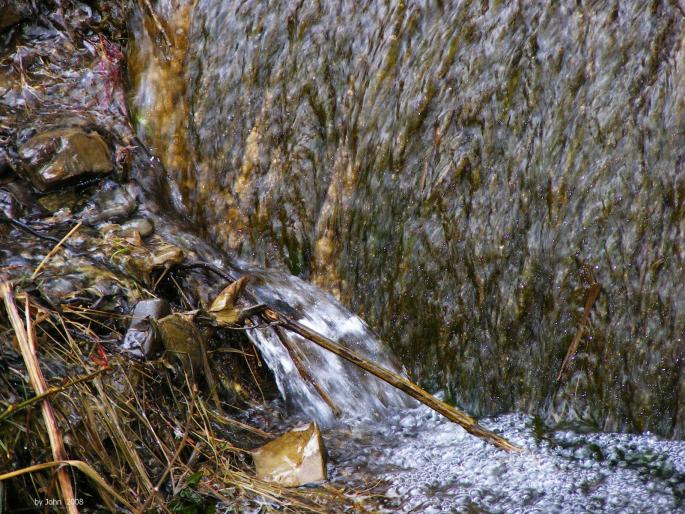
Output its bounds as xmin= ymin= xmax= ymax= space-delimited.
xmin=31 ymin=221 xmax=82 ymax=280
xmin=0 ymin=460 xmax=135 ymax=511
xmin=0 ymin=280 xmax=79 ymax=514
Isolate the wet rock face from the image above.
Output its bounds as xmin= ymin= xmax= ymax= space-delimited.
xmin=18 ymin=128 xmax=113 ymax=191
xmin=133 ymin=1 xmax=685 ymax=436
xmin=0 ymin=1 xmax=32 ymax=32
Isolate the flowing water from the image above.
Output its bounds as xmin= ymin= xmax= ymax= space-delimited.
xmin=126 ymin=1 xmax=685 ymax=511
xmin=130 ymin=0 xmax=685 ymax=438
xmin=245 ymin=268 xmax=411 ymax=424
xmin=234 ymin=278 xmax=685 ymax=512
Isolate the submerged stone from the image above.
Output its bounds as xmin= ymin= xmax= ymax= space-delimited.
xmin=18 ymin=127 xmax=112 ymax=191
xmin=121 ymin=217 xmax=154 ymax=238
xmin=80 ymin=184 xmax=137 ymax=224
xmin=122 ymin=299 xmax=170 ymax=358
xmin=104 ymin=233 xmax=184 ymax=284
xmin=252 ymin=423 xmax=327 ymax=487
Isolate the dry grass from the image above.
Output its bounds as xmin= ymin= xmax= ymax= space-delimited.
xmin=0 ymin=279 xmax=364 ymax=513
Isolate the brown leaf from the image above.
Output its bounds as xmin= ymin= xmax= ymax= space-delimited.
xmin=209 ymin=276 xmax=249 ymax=312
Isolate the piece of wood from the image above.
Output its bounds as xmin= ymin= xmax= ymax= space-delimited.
xmin=557 ymin=283 xmax=601 ymax=382
xmin=1 ymin=281 xmax=79 ymax=513
xmin=263 ymin=309 xmax=522 ymax=453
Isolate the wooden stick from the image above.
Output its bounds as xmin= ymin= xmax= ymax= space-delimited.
xmin=0 ymin=281 xmax=80 ymax=513
xmin=263 ymin=309 xmax=522 ymax=453
xmin=274 ymin=326 xmax=341 ymax=418
xmin=557 ymin=283 xmax=601 ymax=381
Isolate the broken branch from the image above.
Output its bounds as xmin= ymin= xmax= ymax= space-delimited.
xmin=557 ymin=283 xmax=601 ymax=382
xmin=263 ymin=309 xmax=522 ymax=453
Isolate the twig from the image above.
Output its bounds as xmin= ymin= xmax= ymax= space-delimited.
xmin=0 ymin=216 xmax=62 ymax=244
xmin=0 ymin=365 xmax=110 ymax=422
xmin=205 ymin=410 xmax=273 ymax=439
xmin=0 ymin=281 xmax=79 ymax=513
xmin=142 ymin=0 xmax=173 ymax=49
xmin=264 ymin=309 xmax=523 ymax=453
xmin=136 ymin=381 xmax=196 ymax=514
xmin=174 ymin=262 xmax=239 ymax=282
xmin=32 ymin=222 xmax=82 ymax=279
xmin=274 ymin=326 xmax=341 ymax=418
xmin=557 ymin=283 xmax=602 ymax=382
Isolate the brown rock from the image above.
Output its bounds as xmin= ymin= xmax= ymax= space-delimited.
xmin=0 ymin=1 xmax=32 ymax=31
xmin=155 ymin=313 xmax=204 ymax=375
xmin=18 ymin=128 xmax=113 ymax=191
xmin=252 ymin=423 xmax=327 ymax=487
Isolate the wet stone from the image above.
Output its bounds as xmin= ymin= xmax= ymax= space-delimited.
xmin=37 ymin=188 xmax=87 ymax=213
xmin=252 ymin=423 xmax=327 ymax=487
xmin=18 ymin=127 xmax=112 ymax=191
xmin=121 ymin=217 xmax=154 ymax=238
xmin=79 ymin=183 xmax=136 ymax=224
xmin=0 ymin=188 xmax=20 ymax=219
xmin=156 ymin=313 xmax=204 ymax=375
xmin=0 ymin=147 xmax=11 ymax=175
xmin=122 ymin=299 xmax=170 ymax=358
xmin=0 ymin=0 xmax=32 ymax=32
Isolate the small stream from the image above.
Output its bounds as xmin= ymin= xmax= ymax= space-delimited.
xmin=238 ymin=274 xmax=685 ymax=513
xmin=125 ymin=1 xmax=685 ymax=511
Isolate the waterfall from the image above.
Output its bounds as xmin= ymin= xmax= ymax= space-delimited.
xmin=243 ymin=269 xmax=412 ymax=424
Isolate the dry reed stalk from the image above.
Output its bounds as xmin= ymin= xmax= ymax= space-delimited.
xmin=136 ymin=382 xmax=196 ymax=514
xmin=0 ymin=280 xmax=79 ymax=514
xmin=0 ymin=366 xmax=109 ymax=422
xmin=91 ymin=375 xmax=156 ymax=496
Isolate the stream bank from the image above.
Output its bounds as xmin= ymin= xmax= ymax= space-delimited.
xmin=0 ymin=1 xmax=368 ymax=511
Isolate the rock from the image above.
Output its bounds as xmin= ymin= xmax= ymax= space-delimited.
xmin=252 ymin=423 xmax=327 ymax=487
xmin=105 ymin=233 xmax=184 ymax=284
xmin=144 ymin=239 xmax=184 ymax=271
xmin=121 ymin=299 xmax=170 ymax=358
xmin=79 ymin=184 xmax=137 ymax=224
xmin=155 ymin=313 xmax=204 ymax=375
xmin=0 ymin=1 xmax=32 ymax=32
xmin=0 ymin=147 xmax=12 ymax=175
xmin=0 ymin=188 xmax=20 ymax=219
xmin=121 ymin=218 xmax=154 ymax=238
xmin=18 ymin=127 xmax=112 ymax=191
